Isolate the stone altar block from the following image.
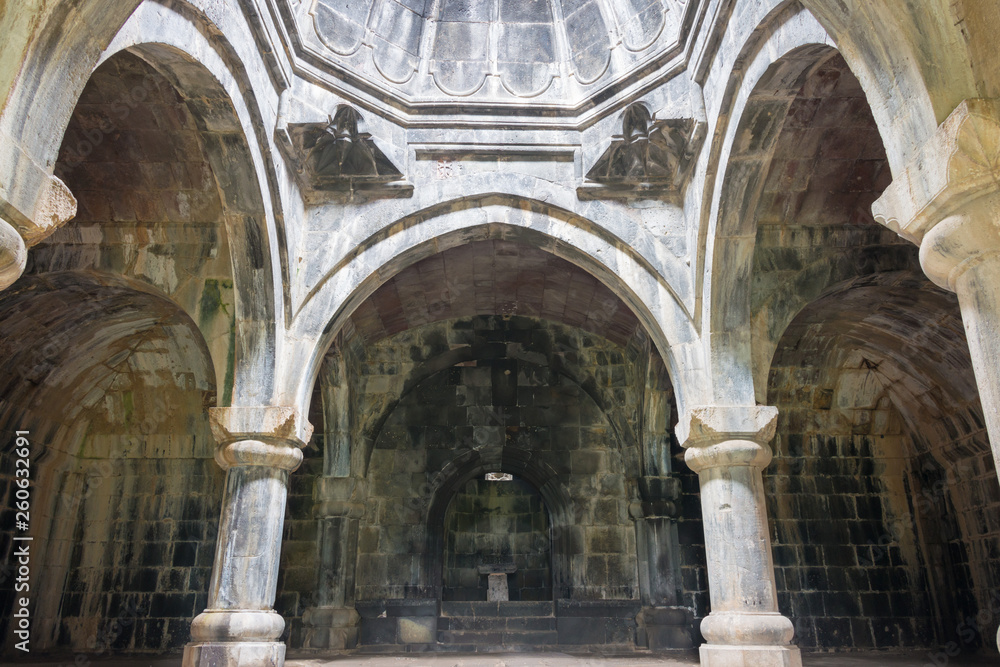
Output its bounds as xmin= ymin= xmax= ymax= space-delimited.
xmin=477 ymin=564 xmax=517 ymax=601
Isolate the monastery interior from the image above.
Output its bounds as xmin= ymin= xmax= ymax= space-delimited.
xmin=1 ymin=1 xmax=1000 ymax=666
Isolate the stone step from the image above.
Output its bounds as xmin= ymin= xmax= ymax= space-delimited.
xmin=436 ymin=629 xmax=559 ymax=647
xmin=437 ymin=615 xmax=557 ymax=632
xmin=439 ymin=601 xmax=554 ymax=617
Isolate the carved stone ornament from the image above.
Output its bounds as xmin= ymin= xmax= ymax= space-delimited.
xmin=277 ymin=104 xmax=412 ymax=202
xmin=872 ymin=98 xmax=1000 ymax=246
xmin=579 ymin=103 xmax=706 ymax=200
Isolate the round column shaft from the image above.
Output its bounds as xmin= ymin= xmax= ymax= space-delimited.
xmin=183 ymin=408 xmax=311 ymax=667
xmin=681 ymin=407 xmax=801 ymax=667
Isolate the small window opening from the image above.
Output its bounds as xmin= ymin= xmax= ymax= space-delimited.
xmin=485 ymin=472 xmax=513 ymax=481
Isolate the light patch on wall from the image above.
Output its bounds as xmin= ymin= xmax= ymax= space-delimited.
xmin=485 ymin=472 xmax=513 ymax=481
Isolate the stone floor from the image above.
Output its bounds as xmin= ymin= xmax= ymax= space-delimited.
xmin=11 ymin=652 xmax=1000 ymax=666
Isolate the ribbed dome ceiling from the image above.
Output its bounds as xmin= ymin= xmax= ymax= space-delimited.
xmin=290 ymin=0 xmax=691 ymax=106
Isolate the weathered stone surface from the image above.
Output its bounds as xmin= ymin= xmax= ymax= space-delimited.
xmin=2 ymin=0 xmax=999 ymax=665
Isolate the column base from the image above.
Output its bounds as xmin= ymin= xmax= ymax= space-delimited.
xmin=182 ymin=641 xmax=285 ymax=667
xmin=699 ymin=643 xmax=802 ymax=667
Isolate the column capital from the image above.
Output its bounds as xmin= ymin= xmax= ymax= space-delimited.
xmin=313 ymin=477 xmax=369 ymax=518
xmin=677 ymin=405 xmax=778 ymax=448
xmin=678 ymin=406 xmax=778 ymax=473
xmin=209 ymin=406 xmax=313 ymax=470
xmin=872 ymin=98 xmax=1000 ymax=248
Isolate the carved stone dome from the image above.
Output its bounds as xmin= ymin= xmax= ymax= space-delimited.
xmin=286 ymin=0 xmax=693 ymax=109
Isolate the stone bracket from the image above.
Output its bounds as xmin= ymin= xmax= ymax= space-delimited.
xmin=0 ymin=127 xmax=78 ymax=248
xmin=629 ymin=500 xmax=678 ymax=519
xmin=872 ymin=98 xmax=1000 ymax=245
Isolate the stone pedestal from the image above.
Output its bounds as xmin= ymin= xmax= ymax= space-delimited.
xmin=872 ymin=99 xmax=1000 ymax=651
xmin=301 ymin=606 xmax=360 ymax=650
xmin=680 ymin=406 xmax=801 ymax=667
xmin=182 ymin=407 xmax=312 ymax=667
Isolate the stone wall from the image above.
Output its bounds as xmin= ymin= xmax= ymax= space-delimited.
xmin=355 ymin=316 xmax=640 ymax=602
xmin=764 ymin=281 xmax=1000 ymax=650
xmin=56 ymin=456 xmax=221 ymax=652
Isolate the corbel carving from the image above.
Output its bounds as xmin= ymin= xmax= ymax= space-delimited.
xmin=277 ymin=103 xmax=412 ymax=202
xmin=579 ymin=103 xmax=706 ymax=201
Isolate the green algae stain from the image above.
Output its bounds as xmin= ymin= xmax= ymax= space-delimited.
xmin=198 ymin=279 xmax=236 ymax=406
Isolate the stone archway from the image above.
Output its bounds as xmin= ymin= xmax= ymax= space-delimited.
xmin=292 ymin=238 xmax=697 ymax=653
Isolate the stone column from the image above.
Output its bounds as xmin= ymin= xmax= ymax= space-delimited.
xmin=872 ymin=98 xmax=1000 ymax=650
xmin=302 ymin=477 xmax=366 ymax=649
xmin=0 ymin=216 xmax=26 ymax=290
xmin=183 ymin=407 xmax=312 ymax=667
xmin=679 ymin=406 xmax=801 ymax=667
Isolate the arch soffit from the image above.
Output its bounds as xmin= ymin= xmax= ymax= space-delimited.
xmin=97 ymin=2 xmax=288 ymax=404
xmin=699 ymin=4 xmax=842 ymax=404
xmin=0 ymin=269 xmax=217 ymax=429
xmin=798 ymin=0 xmax=971 ymax=154
xmin=767 ymin=270 xmax=979 ymax=455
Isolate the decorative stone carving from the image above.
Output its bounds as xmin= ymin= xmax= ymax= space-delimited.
xmin=579 ymin=103 xmax=706 ymax=200
xmin=872 ymin=98 xmax=1000 ymax=247
xmin=277 ymin=105 xmax=411 ymax=202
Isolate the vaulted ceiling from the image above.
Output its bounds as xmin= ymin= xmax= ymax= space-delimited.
xmin=280 ymin=0 xmax=695 ymax=109
xmin=347 ymin=239 xmax=641 ymax=345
